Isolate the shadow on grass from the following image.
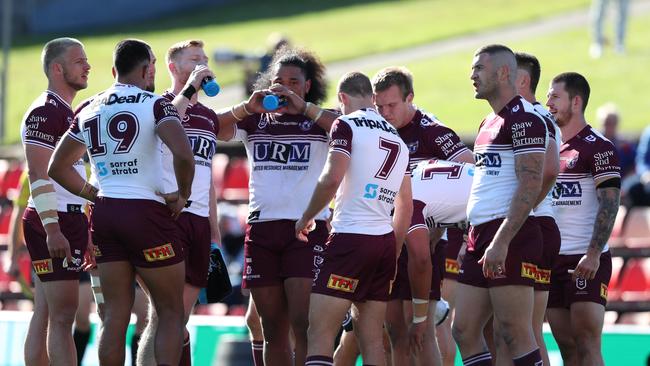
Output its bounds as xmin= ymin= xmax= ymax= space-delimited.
xmin=12 ymin=0 xmax=392 ymax=48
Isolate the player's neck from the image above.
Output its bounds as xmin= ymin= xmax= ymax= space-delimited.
xmin=518 ymin=90 xmax=536 ymax=105
xmin=488 ymin=86 xmax=517 ymax=113
xmin=47 ymin=81 xmax=76 ymax=106
xmin=560 ymin=116 xmax=588 ymax=142
xmin=116 ymin=75 xmax=146 ymax=91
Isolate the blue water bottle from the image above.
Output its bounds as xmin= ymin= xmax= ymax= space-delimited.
xmin=262 ymin=94 xmax=287 ymax=111
xmin=201 ymin=77 xmax=220 ymax=97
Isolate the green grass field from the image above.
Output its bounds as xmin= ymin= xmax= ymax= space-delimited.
xmin=3 ymin=0 xmax=591 ymax=144
xmin=340 ymin=12 xmax=650 ymax=137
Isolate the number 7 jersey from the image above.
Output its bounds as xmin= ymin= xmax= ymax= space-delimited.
xmin=68 ymin=83 xmax=182 ymax=202
xmin=329 ymin=108 xmax=410 ymax=235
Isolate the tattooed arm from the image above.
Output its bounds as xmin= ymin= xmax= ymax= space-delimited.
xmin=572 ymin=184 xmax=620 ymax=281
xmin=480 ymin=152 xmax=544 ymax=278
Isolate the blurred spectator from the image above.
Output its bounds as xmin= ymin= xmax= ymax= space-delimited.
xmin=590 ymin=0 xmax=630 ymax=58
xmin=244 ymin=33 xmax=291 ymax=95
xmin=623 ymin=125 xmax=650 ymax=207
xmin=217 ymin=202 xmax=247 ymax=308
xmin=596 ymin=103 xmax=636 ymax=177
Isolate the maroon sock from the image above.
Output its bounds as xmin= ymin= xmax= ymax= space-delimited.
xmin=462 ymin=351 xmax=492 ymax=366
xmin=251 ymin=340 xmax=264 ymax=366
xmin=513 ymin=348 xmax=542 ymax=366
xmin=304 ymin=355 xmax=333 ymax=366
xmin=178 ymin=335 xmax=191 ymax=366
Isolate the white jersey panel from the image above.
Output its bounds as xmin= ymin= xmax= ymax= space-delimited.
xmin=69 ymin=83 xmax=181 ymax=203
xmin=329 ymin=108 xmax=409 ymax=235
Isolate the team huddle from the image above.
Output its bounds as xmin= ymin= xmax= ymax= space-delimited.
xmin=20 ymin=36 xmax=620 ymax=366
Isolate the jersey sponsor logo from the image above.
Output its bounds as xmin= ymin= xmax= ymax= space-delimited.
xmin=520 ymin=262 xmax=537 ymax=280
xmin=327 ymin=274 xmax=359 ymax=293
xmin=535 ymin=268 xmax=551 ymax=284
xmin=474 ymin=152 xmax=502 ymax=168
xmin=420 ymin=116 xmax=438 ymax=127
xmin=188 ymin=135 xmax=217 ymax=160
xmin=553 ymin=181 xmax=582 ymax=199
xmin=253 ymin=141 xmax=310 ymax=163
xmin=248 ymin=211 xmax=261 ymax=221
xmin=512 ymin=105 xmax=520 ymax=113
xmin=584 ymin=134 xmax=597 ymax=143
xmin=92 ymin=92 xmax=155 ymax=107
xmin=363 ymin=183 xmax=378 ymax=199
xmin=33 ymin=259 xmax=53 ymax=275
xmin=600 ymin=283 xmax=608 ymax=299
xmin=445 ymin=258 xmax=460 ymax=274
xmin=349 ymin=116 xmax=397 ymax=134
xmin=363 ymin=183 xmax=396 ymax=204
xmin=142 ymin=243 xmax=176 ymax=262
xmin=331 ymin=139 xmax=348 ymax=147
xmin=594 ymin=150 xmax=617 ymax=173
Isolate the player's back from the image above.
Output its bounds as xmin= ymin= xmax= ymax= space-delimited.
xmin=71 ymin=83 xmax=181 ymax=202
xmin=411 ymin=159 xmax=474 ymax=227
xmin=330 ymin=108 xmax=409 ymax=235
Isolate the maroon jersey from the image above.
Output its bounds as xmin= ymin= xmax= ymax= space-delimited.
xmin=161 ymin=91 xmax=220 ymax=217
xmin=21 ymin=91 xmax=86 ymax=210
xmin=397 ymin=109 xmax=470 ymax=170
xmin=553 ymin=125 xmax=621 ymax=254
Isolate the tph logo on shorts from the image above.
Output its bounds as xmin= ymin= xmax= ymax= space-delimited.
xmin=600 ymin=283 xmax=608 ymax=300
xmin=520 ymin=262 xmax=537 ymax=280
xmin=535 ymin=268 xmax=551 ymax=284
xmin=32 ymin=259 xmax=53 ymax=275
xmin=327 ymin=274 xmax=359 ymax=293
xmin=143 ymin=243 xmax=175 ymax=262
xmin=445 ymin=259 xmax=460 ymax=274
xmin=93 ymin=246 xmax=102 ymax=257
xmin=576 ymin=277 xmax=587 ymax=290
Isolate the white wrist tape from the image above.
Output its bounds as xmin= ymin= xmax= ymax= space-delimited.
xmin=412 ymin=298 xmax=429 ymax=304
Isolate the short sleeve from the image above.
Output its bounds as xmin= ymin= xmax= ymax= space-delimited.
xmin=329 ymin=119 xmax=353 ymax=157
xmin=22 ymin=106 xmax=67 ymax=150
xmin=67 ymin=116 xmax=86 ymax=144
xmin=510 ymin=114 xmax=547 ymax=155
xmin=590 ymin=141 xmax=621 ymax=182
xmin=153 ymin=98 xmax=181 ymax=126
xmin=424 ymin=125 xmax=470 ymax=161
xmin=408 ymin=199 xmax=428 ymax=233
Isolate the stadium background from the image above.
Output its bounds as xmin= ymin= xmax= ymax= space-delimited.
xmin=0 ymin=0 xmax=649 ymax=365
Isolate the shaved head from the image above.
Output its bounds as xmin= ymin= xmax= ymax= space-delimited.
xmin=474 ymin=44 xmax=517 ymax=85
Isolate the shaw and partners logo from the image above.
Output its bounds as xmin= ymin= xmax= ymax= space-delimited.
xmin=253 ymin=141 xmax=310 ymax=164
xmin=474 ymin=152 xmax=502 ymax=168
xmin=553 ymin=181 xmax=582 ymax=199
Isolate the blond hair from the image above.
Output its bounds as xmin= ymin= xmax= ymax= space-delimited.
xmin=166 ymin=39 xmax=204 ymax=64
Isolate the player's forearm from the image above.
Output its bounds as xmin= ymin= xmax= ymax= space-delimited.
xmin=7 ymin=204 xmax=26 ymax=259
xmin=406 ymin=230 xmax=432 ymax=300
xmin=173 ymin=156 xmax=194 ymax=199
xmin=208 ymin=178 xmax=222 ymax=243
xmin=494 ymin=154 xmax=543 ymax=247
xmin=588 ymin=187 xmax=620 ymax=254
xmin=171 ymin=94 xmax=191 ymax=119
xmin=301 ymin=178 xmax=338 ymax=222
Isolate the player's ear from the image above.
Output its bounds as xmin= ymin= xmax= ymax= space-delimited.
xmin=305 ymin=79 xmax=312 ymax=95
xmin=141 ymin=64 xmax=148 ymax=80
xmin=168 ymin=62 xmax=176 ymax=75
xmin=405 ymin=92 xmax=414 ymax=104
xmin=111 ymin=66 xmax=116 ymax=78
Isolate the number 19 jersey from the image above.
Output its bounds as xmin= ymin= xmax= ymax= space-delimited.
xmin=329 ymin=108 xmax=410 ymax=235
xmin=69 ymin=83 xmax=182 ymax=202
